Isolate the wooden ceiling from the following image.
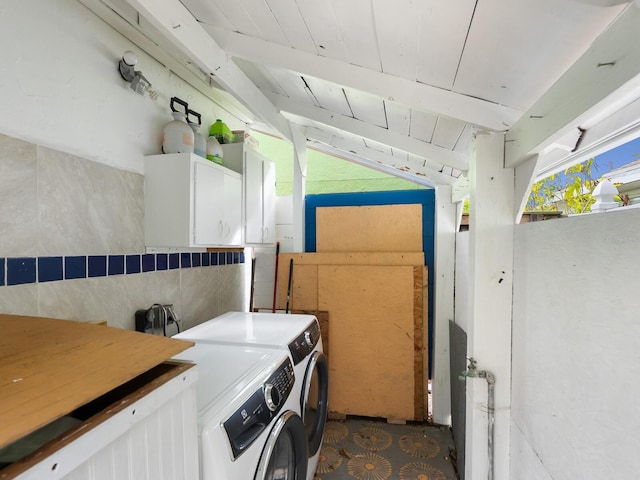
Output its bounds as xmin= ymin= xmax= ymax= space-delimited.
xmin=83 ymin=0 xmax=640 ymax=187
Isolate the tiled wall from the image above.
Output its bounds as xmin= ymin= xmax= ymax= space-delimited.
xmin=0 ymin=133 xmax=247 ymax=330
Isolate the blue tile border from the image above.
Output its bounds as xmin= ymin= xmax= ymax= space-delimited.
xmin=142 ymin=254 xmax=155 ymax=272
xmin=7 ymin=257 xmax=37 ymax=286
xmin=0 ymin=250 xmax=244 ymax=287
xmin=38 ymin=256 xmax=63 ymax=283
xmin=65 ymin=256 xmax=87 ymax=280
xmin=88 ymin=255 xmax=107 ymax=278
xmin=126 ymin=254 xmax=141 ymax=274
xmin=169 ymin=253 xmax=179 ymax=270
xmin=108 ymin=255 xmax=125 ymax=276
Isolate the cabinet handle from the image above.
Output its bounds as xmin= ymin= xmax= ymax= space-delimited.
xmin=219 ymin=220 xmax=224 ymax=235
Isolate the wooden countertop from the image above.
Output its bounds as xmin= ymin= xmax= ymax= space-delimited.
xmin=0 ymin=314 xmax=194 ymax=450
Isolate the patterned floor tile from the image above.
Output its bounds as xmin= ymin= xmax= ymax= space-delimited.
xmin=313 ymin=418 xmax=457 ymax=480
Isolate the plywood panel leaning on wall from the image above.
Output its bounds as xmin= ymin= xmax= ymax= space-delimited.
xmin=276 ymin=253 xmax=425 ymax=311
xmin=316 ymin=204 xmax=422 ymax=252
xmin=318 ymin=265 xmax=422 ymax=421
xmin=276 ymin=253 xmax=426 ymax=421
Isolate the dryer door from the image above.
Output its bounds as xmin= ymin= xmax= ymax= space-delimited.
xmin=255 ymin=410 xmax=307 ymax=480
xmin=301 ymin=351 xmax=329 ymax=457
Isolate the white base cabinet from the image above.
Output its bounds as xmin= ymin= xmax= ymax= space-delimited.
xmin=144 ymin=153 xmax=242 ymax=248
xmin=9 ymin=363 xmax=199 ymax=480
xmin=223 ymin=144 xmax=276 ymax=245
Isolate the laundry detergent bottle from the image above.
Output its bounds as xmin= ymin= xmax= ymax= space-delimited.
xmin=187 ymin=109 xmax=207 ymax=158
xmin=209 ymin=118 xmax=233 ymax=144
xmin=162 ymin=97 xmax=194 ymax=154
xmin=206 ymin=135 xmax=224 ymax=165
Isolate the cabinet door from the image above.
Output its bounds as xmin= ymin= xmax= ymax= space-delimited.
xmin=244 ymin=152 xmax=263 ymax=244
xmin=193 ymin=161 xmax=224 ymax=245
xmin=262 ymin=159 xmax=276 ymax=244
xmin=223 ymin=172 xmax=243 ymax=246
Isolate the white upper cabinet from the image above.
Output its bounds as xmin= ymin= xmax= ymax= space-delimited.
xmin=144 ymin=153 xmax=243 ymax=248
xmin=223 ymin=144 xmax=276 ymax=245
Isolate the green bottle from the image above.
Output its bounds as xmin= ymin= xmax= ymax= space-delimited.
xmin=209 ymin=119 xmax=232 ymax=144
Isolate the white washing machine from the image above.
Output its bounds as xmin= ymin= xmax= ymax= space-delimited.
xmin=175 ymin=312 xmax=329 ymax=480
xmin=172 ymin=342 xmax=308 ymax=480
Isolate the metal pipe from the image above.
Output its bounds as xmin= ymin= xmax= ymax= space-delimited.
xmin=459 ymin=358 xmax=496 ymax=480
xmin=480 ymin=370 xmax=495 ymax=480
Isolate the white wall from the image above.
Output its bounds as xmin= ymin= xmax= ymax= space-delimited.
xmin=0 ymin=0 xmax=244 ymax=173
xmin=454 ymin=231 xmax=470 ymax=333
xmin=511 ymin=208 xmax=640 ymax=479
xmin=0 ymin=0 xmax=247 ymax=328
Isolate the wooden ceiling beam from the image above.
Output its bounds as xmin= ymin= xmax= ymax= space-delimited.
xmin=506 ymin=5 xmax=640 ymax=169
xmin=272 ymin=94 xmax=470 ymax=171
xmin=207 ymin=27 xmax=523 ymax=132
xmin=302 ymin=128 xmax=458 ymax=186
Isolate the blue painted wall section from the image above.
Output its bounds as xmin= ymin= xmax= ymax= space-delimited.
xmin=305 ymin=190 xmax=436 ymax=377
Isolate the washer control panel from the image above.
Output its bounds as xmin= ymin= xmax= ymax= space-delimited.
xmin=223 ymin=358 xmax=295 ymax=459
xmin=288 ymin=318 xmax=321 ymax=365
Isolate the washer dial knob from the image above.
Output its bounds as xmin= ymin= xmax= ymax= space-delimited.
xmin=304 ymin=331 xmax=314 ymax=348
xmin=264 ymin=384 xmax=280 ymax=411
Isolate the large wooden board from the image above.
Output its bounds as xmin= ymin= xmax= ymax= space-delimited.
xmin=275 ymin=253 xmax=428 ymax=420
xmin=316 ymin=204 xmax=423 ymax=252
xmin=276 ymin=252 xmax=424 ymax=311
xmin=421 ymin=266 xmax=429 ymax=419
xmin=0 ymin=315 xmax=194 ymax=449
xmin=279 ymin=252 xmax=424 ymax=266
xmin=318 ymin=265 xmax=417 ymax=420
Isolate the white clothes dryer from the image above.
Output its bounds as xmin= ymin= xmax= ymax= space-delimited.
xmin=175 ymin=312 xmax=329 ymax=480
xmin=172 ymin=342 xmax=308 ymax=480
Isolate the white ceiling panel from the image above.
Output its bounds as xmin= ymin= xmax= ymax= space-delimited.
xmin=295 ymin=0 xmax=349 ymax=62
xmin=432 ymin=117 xmax=467 ymax=150
xmin=302 ymin=76 xmax=352 ymax=117
xmin=372 ymin=0 xmax=420 ymax=79
xmin=263 ymin=0 xmax=317 ymax=52
xmin=343 ymin=87 xmax=387 ymax=128
xmin=199 ymin=0 xmax=262 ymax=37
xmin=234 ymin=58 xmax=288 ymax=97
xmin=263 ymin=67 xmax=312 ymax=104
xmin=454 ymin=0 xmax=628 ymax=109
xmin=385 ymin=101 xmax=411 ymax=136
xmin=410 ymin=110 xmax=438 ymax=143
xmin=231 ymin=0 xmax=290 ymax=45
xmin=179 ymin=0 xmax=234 ymax=30
xmin=415 ymin=0 xmax=476 ymax=90
xmin=329 ymin=0 xmax=381 ymax=71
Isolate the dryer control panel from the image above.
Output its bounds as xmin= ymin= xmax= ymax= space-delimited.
xmin=223 ymin=358 xmax=295 ymax=460
xmin=288 ymin=319 xmax=321 ymax=365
